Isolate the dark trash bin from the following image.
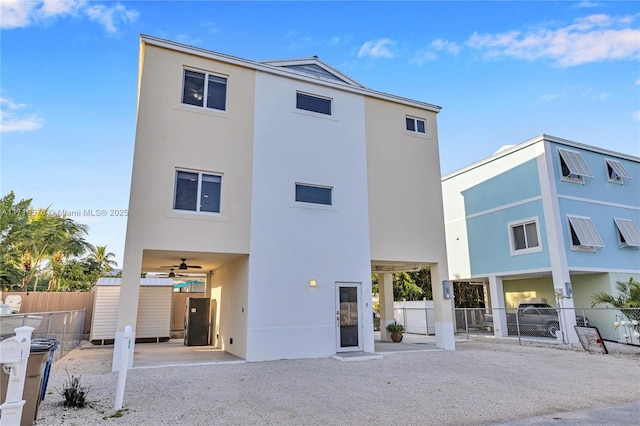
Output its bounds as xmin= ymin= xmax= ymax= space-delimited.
xmin=32 ymin=338 xmax=59 ymax=402
xmin=1 ymin=339 xmax=55 ymax=426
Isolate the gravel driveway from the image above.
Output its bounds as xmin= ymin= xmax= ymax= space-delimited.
xmin=35 ymin=339 xmax=639 ymax=425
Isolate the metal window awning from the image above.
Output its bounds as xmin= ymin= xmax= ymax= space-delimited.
xmin=568 ymin=216 xmax=604 ymax=247
xmin=606 ymin=159 xmax=632 ymax=180
xmin=558 ymin=149 xmax=593 ymax=178
xmin=613 ymin=218 xmax=640 ymax=247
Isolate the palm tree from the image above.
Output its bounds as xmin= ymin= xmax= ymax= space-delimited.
xmin=0 ymin=191 xmax=31 ymax=289
xmin=86 ymin=245 xmax=118 ymax=275
xmin=591 ymin=277 xmax=640 ymax=322
xmin=13 ymin=207 xmax=92 ymax=291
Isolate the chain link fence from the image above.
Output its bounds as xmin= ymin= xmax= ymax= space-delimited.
xmin=390 ymin=303 xmax=639 ymax=355
xmin=1 ymin=309 xmax=85 ymax=362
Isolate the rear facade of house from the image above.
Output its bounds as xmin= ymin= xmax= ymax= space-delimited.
xmin=112 ymin=35 xmax=454 ymax=368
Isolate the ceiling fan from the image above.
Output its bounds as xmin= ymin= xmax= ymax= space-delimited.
xmin=156 ymin=269 xmax=189 ymax=278
xmin=161 ymin=258 xmax=203 ymax=270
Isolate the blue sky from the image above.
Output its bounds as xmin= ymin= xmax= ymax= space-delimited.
xmin=1 ymin=0 xmax=639 ymax=267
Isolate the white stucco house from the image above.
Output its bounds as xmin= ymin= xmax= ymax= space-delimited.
xmin=113 ymin=35 xmax=454 ymax=370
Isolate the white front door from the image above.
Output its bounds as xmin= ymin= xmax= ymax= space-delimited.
xmin=335 ymin=282 xmax=363 ymax=352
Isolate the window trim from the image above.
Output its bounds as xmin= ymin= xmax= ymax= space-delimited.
xmin=507 ymin=217 xmax=543 ymax=256
xmin=557 ymin=148 xmax=593 ymax=184
xmin=295 ymin=182 xmax=333 ymax=206
xmin=605 ymin=159 xmax=632 ymax=184
xmin=405 ymin=116 xmax=426 ymax=134
xmin=295 ymin=92 xmax=332 ymax=115
xmin=173 ymin=169 xmax=223 ymax=214
xmin=613 ymin=218 xmax=640 ymax=248
xmin=181 ymin=68 xmax=228 ymax=112
xmin=567 ymin=215 xmax=604 ymax=252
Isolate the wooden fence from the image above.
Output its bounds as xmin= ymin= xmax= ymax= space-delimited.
xmin=4 ymin=291 xmax=207 ymax=335
xmin=7 ymin=291 xmax=95 ymax=333
xmin=171 ymin=292 xmax=207 ymax=332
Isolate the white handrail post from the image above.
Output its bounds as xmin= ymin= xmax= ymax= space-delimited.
xmin=114 ymin=325 xmax=133 ymax=411
xmin=0 ymin=325 xmax=34 ymax=426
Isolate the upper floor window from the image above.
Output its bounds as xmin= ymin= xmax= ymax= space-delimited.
xmin=567 ymin=215 xmax=604 ymax=252
xmin=613 ymin=218 xmax=640 ymax=248
xmin=182 ymin=69 xmax=227 ymax=111
xmin=295 ymin=183 xmax=332 ymax=205
xmin=174 ymin=170 xmax=222 ymax=213
xmin=296 ymin=92 xmax=331 ymax=115
xmin=406 ymin=116 xmax=426 ymax=134
xmin=508 ymin=218 xmax=542 ymax=255
xmin=557 ymin=148 xmax=592 ymax=184
xmin=605 ymin=159 xmax=631 ymax=184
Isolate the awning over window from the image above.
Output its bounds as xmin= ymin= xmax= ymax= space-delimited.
xmin=606 ymin=159 xmax=632 ymax=181
xmin=613 ymin=218 xmax=640 ymax=247
xmin=558 ymin=149 xmax=593 ymax=178
xmin=568 ymin=216 xmax=604 ymax=247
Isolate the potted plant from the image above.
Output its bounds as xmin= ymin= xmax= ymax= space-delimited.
xmin=386 ymin=321 xmax=404 ymax=342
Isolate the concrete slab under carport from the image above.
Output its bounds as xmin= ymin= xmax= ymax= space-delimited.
xmin=83 ymin=332 xmax=466 ymax=368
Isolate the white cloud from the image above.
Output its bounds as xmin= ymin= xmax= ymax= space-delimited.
xmin=0 ymin=96 xmax=44 ymax=133
xmin=593 ymin=92 xmax=611 ymax=101
xmin=540 ymin=93 xmax=561 ymax=102
xmin=330 ymin=35 xmax=353 ymax=46
xmin=466 ymin=14 xmax=640 ymax=67
xmin=574 ymin=1 xmax=601 ymax=9
xmin=431 ymin=39 xmax=460 ymax=55
xmin=85 ymin=3 xmax=138 ymax=34
xmin=411 ymin=39 xmax=460 ymax=65
xmin=175 ymin=34 xmax=203 ymax=46
xmin=0 ymin=0 xmax=138 ymax=33
xmin=635 ymin=78 xmax=640 ymax=86
xmin=633 ymin=110 xmax=640 ymax=122
xmin=0 ymin=0 xmax=39 ymax=28
xmin=357 ymin=39 xmax=397 ymax=59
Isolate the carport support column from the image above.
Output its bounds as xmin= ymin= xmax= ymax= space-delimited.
xmin=488 ymin=276 xmax=508 ymax=337
xmin=112 ymin=247 xmax=143 ymax=372
xmin=431 ymin=263 xmax=455 ymax=350
xmin=379 ymin=273 xmax=394 ymax=342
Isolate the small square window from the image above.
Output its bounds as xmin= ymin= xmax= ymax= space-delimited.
xmin=182 ymin=69 xmax=227 ymax=111
xmin=605 ymin=159 xmax=631 ymax=184
xmin=406 ymin=116 xmax=426 ymax=134
xmin=295 ymin=183 xmax=332 ymax=205
xmin=296 ymin=93 xmax=331 ymax=115
xmin=508 ymin=218 xmax=542 ymax=255
xmin=174 ymin=170 xmax=222 ymax=213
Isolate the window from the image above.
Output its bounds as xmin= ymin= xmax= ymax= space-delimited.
xmin=174 ymin=170 xmax=222 ymax=213
xmin=295 ymin=183 xmax=332 ymax=205
xmin=181 ymin=69 xmax=227 ymax=111
xmin=613 ymin=218 xmax=640 ymax=248
xmin=605 ymin=159 xmax=631 ymax=184
xmin=557 ymin=148 xmax=593 ymax=183
xmin=567 ymin=215 xmax=604 ymax=251
xmin=406 ymin=116 xmax=426 ymax=134
xmin=508 ymin=218 xmax=542 ymax=255
xmin=296 ymin=93 xmax=331 ymax=115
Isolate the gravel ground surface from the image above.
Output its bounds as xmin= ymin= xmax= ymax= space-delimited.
xmin=35 ymin=339 xmax=639 ymax=425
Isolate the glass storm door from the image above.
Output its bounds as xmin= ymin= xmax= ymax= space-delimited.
xmin=336 ymin=283 xmax=362 ymax=352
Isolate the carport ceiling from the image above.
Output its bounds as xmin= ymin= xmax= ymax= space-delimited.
xmin=141 ymin=249 xmax=246 ymax=273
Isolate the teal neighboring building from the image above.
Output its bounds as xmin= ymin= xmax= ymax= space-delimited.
xmin=442 ymin=134 xmax=640 ymax=343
